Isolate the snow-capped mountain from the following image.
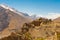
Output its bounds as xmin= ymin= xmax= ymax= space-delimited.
xmin=0 ymin=4 xmax=29 ymax=17
xmin=0 ymin=4 xmax=32 ymax=38
xmin=0 ymin=4 xmax=14 ymax=11
xmin=0 ymin=4 xmax=38 ymax=19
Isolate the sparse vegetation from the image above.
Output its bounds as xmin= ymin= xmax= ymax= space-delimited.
xmin=0 ymin=17 xmax=60 ymax=40
xmin=35 ymin=38 xmax=45 ymax=40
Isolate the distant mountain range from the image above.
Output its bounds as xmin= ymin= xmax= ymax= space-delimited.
xmin=0 ymin=4 xmax=60 ymax=39
xmin=53 ymin=17 xmax=60 ymax=22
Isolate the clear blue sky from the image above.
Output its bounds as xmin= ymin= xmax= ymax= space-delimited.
xmin=0 ymin=0 xmax=60 ymax=19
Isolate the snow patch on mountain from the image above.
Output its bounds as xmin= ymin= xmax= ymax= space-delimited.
xmin=0 ymin=4 xmax=25 ymax=16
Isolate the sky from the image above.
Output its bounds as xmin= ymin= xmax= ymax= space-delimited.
xmin=0 ymin=0 xmax=60 ymax=19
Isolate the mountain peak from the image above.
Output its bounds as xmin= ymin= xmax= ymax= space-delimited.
xmin=0 ymin=4 xmax=9 ymax=9
xmin=0 ymin=4 xmax=15 ymax=12
xmin=0 ymin=4 xmax=25 ymax=16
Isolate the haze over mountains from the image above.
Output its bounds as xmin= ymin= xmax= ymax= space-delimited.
xmin=0 ymin=4 xmax=60 ymax=40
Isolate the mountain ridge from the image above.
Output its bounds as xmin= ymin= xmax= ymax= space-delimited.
xmin=0 ymin=4 xmax=32 ymax=38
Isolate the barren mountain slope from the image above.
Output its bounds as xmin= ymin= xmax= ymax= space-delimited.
xmin=54 ymin=17 xmax=60 ymax=23
xmin=0 ymin=4 xmax=32 ymax=38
